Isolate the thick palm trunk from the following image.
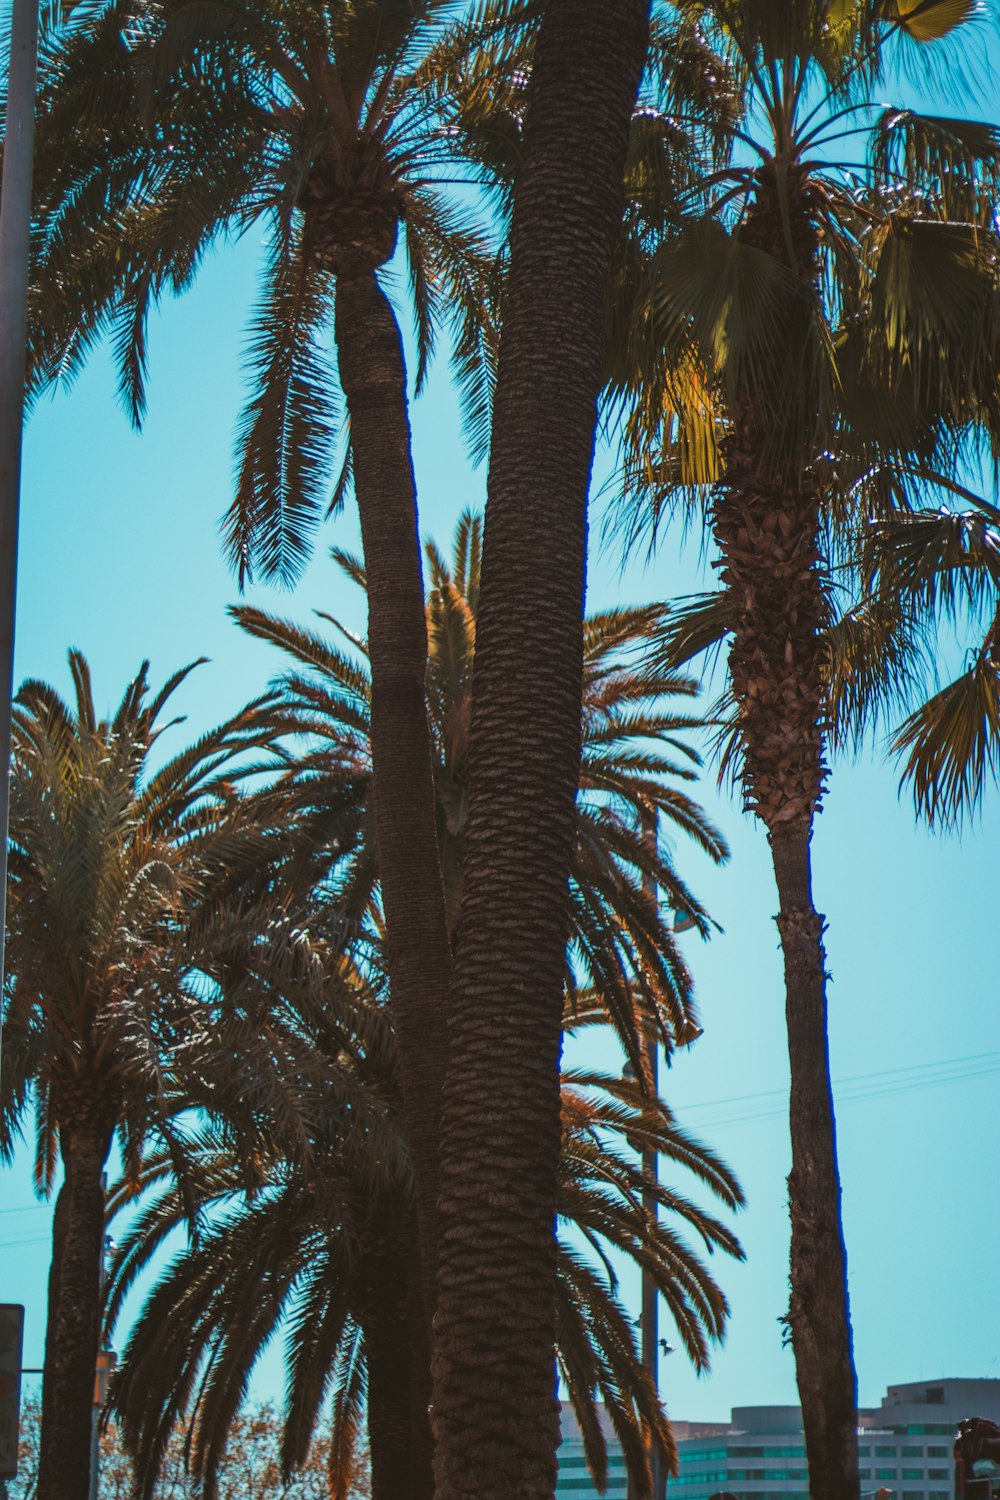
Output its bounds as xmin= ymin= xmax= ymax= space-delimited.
xmin=37 ymin=1125 xmax=110 ymax=1500
xmin=334 ymin=268 xmax=452 ymax=1297
xmin=717 ymin=324 xmax=858 ymax=1496
xmin=430 ymin=4 xmax=650 ymax=1496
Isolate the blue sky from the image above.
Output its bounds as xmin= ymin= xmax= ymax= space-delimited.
xmin=4 ymin=14 xmax=1000 ymax=1432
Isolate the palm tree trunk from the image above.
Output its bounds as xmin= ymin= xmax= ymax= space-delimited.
xmin=714 ymin=458 xmax=858 ymax=1499
xmin=771 ymin=821 xmax=857 ymax=1500
xmin=714 ymin=158 xmax=859 ymax=1500
xmin=334 ymin=267 xmax=452 ymax=1298
xmin=0 ymin=0 xmax=38 ymax=988
xmin=430 ymin=4 xmax=651 ymax=1496
xmin=357 ymin=1202 xmax=434 ymax=1500
xmin=36 ymin=1126 xmax=110 ymax=1500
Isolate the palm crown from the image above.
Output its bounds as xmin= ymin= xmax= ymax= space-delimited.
xmin=29 ymin=0 xmax=499 ymax=581
xmin=0 ymin=652 xmax=328 ymax=1178
xmin=0 ymin=652 xmax=359 ymax=1500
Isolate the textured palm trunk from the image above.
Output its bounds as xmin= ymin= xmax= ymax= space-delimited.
xmin=334 ymin=268 xmax=452 ymax=1300
xmin=715 ymin=164 xmax=858 ymax=1500
xmin=37 ymin=1124 xmax=110 ymax=1500
xmin=357 ymin=1202 xmax=434 ymax=1500
xmin=430 ymin=4 xmax=651 ymax=1496
xmin=772 ymin=821 xmax=857 ymax=1500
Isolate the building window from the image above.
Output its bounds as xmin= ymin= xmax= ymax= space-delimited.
xmin=928 ymin=1469 xmax=950 ymax=1479
xmin=858 ymin=1446 xmax=870 ymax=1456
xmin=876 ymin=1470 xmax=898 ymax=1481
xmin=928 ymin=1446 xmax=949 ymax=1456
xmin=925 ymin=1387 xmax=945 ymax=1404
xmin=902 ymin=1470 xmax=923 ymax=1479
xmin=875 ymin=1446 xmax=897 ymax=1457
xmin=901 ymin=1446 xmax=922 ymax=1457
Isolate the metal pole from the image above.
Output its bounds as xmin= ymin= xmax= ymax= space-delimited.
xmin=0 ymin=0 xmax=39 ymax=1000
xmin=643 ymin=1019 xmax=663 ymax=1500
xmin=628 ymin=806 xmax=666 ymax=1500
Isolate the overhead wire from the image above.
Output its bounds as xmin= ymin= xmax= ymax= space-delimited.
xmin=674 ymin=1049 xmax=1000 ymax=1132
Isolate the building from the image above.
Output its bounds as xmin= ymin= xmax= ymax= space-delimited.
xmin=556 ymin=1404 xmax=628 ymax=1498
xmin=556 ymin=1379 xmax=1000 ymax=1500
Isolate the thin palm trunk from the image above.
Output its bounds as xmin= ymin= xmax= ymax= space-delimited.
xmin=357 ymin=1202 xmax=433 ymax=1500
xmin=715 ymin=164 xmax=858 ymax=1497
xmin=334 ymin=267 xmax=452 ymax=1303
xmin=772 ymin=821 xmax=857 ymax=1500
xmin=430 ymin=4 xmax=651 ymax=1496
xmin=716 ymin=477 xmax=858 ymax=1500
xmin=37 ymin=1123 xmax=110 ymax=1500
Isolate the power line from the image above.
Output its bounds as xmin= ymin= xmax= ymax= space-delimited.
xmin=678 ymin=1051 xmax=1000 ymax=1132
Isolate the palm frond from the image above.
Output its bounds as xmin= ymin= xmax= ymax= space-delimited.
xmin=226 ymin=225 xmax=339 ymax=586
xmin=892 ymin=647 xmax=1000 ymax=827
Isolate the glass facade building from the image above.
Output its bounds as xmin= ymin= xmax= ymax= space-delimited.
xmin=556 ymin=1379 xmax=1000 ymax=1500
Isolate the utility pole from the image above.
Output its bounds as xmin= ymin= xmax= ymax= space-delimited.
xmin=0 ymin=0 xmax=39 ymax=992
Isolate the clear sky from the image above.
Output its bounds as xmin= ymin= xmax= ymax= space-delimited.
xmin=3 ymin=16 xmax=1000 ymax=1434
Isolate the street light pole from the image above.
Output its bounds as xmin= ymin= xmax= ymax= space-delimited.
xmin=628 ymin=806 xmax=667 ymax=1500
xmin=642 ymin=1024 xmax=664 ymax=1500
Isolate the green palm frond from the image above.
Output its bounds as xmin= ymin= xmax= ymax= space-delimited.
xmin=2 ymin=650 xmax=351 ymax=1212
xmin=864 ymin=505 xmax=1000 ymax=617
xmin=865 ymin=215 xmax=1000 ymax=416
xmin=227 ymin=227 xmax=338 ymax=586
xmin=890 ymin=0 xmax=981 ymax=44
xmin=233 ymin=509 xmax=726 ymax=1065
xmin=892 ymin=647 xmax=1000 ymax=827
xmin=821 ymin=592 xmax=927 ymax=751
xmin=650 ymin=592 xmax=733 ymax=673
xmin=871 ymin=108 xmax=1000 ymax=222
xmin=106 ymin=1052 xmax=742 ymax=1500
xmin=647 ymin=220 xmax=814 ymax=411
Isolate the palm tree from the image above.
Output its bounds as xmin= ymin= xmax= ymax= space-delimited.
xmin=421 ymin=3 xmax=655 ymax=1495
xmin=609 ymin=2 xmax=1000 ymax=1493
xmin=232 ymin=509 xmax=729 ymax=1071
xmin=100 ymin=1053 xmax=742 ymax=1500
xmin=27 ymin=0 xmax=505 ymax=1282
xmin=0 ymin=652 xmax=339 ymax=1500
